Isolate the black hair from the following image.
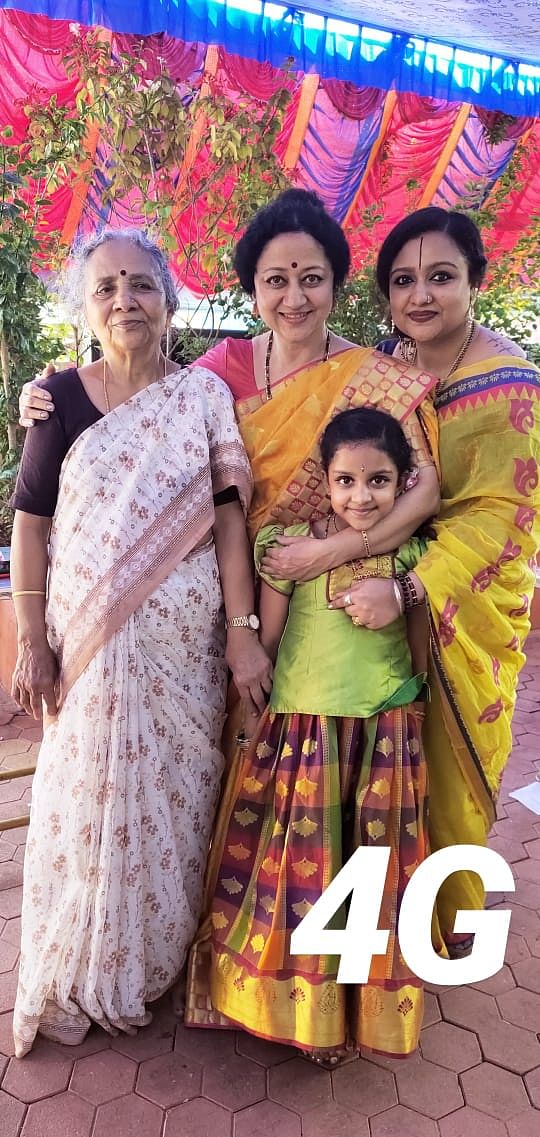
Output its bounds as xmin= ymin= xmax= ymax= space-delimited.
xmin=376 ymin=206 xmax=488 ymax=298
xmin=320 ymin=407 xmax=412 ymax=478
xmin=233 ymin=188 xmax=351 ymax=294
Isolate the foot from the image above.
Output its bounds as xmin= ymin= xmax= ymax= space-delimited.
xmin=301 ymin=1049 xmax=351 ymax=1070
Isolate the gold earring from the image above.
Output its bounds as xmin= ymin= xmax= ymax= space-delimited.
xmin=468 ymin=290 xmax=478 ymax=319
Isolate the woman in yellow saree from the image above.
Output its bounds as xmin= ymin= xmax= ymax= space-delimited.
xmin=326 ymin=208 xmax=540 ymax=949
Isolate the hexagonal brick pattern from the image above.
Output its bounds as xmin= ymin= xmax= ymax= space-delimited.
xmin=233 ymin=1099 xmax=301 ymax=1137
xmin=394 ymin=1056 xmax=463 ymax=1119
xmin=136 ymin=1050 xmax=202 ymax=1108
xmin=164 ymin=1097 xmax=232 ymax=1137
xmin=0 ymin=1089 xmax=26 ymax=1137
xmin=202 ymin=1050 xmax=266 ymax=1111
xmin=20 ymin=1091 xmax=95 ymax=1137
xmin=439 ymin=1106 xmax=511 ymax=1137
xmin=3 ymin=1042 xmax=74 ymax=1103
xmin=420 ymin=1021 xmax=481 ymax=1072
xmin=497 ymin=985 xmax=540 ymax=1032
xmin=461 ymin=1062 xmax=530 ymax=1120
xmin=70 ymin=1049 xmax=136 ymax=1104
xmin=2 ymin=653 xmax=540 ymax=1136
xmin=333 ymin=1058 xmax=397 ymax=1115
xmin=92 ymin=1093 xmax=163 ymax=1137
xmin=268 ymin=1056 xmax=332 ymax=1113
xmin=370 ymin=1104 xmax=439 ymax=1136
xmin=301 ymin=1101 xmax=370 ymax=1136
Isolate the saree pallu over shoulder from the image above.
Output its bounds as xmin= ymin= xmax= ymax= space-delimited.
xmin=235 ymin=347 xmax=438 ymax=540
xmin=416 ymin=358 xmax=540 ymax=827
xmin=47 ymin=367 xmax=252 ymax=702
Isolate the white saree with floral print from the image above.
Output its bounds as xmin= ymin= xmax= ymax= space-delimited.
xmin=13 ymin=367 xmax=252 ymax=1057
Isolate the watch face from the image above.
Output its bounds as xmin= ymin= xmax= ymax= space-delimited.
xmin=248 ymin=614 xmax=260 ymax=631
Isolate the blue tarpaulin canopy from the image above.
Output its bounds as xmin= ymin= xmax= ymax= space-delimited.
xmin=1 ymin=0 xmax=540 ymax=116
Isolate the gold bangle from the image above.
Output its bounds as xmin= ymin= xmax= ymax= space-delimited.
xmin=361 ymin=529 xmax=371 ymax=558
xmin=11 ymin=590 xmax=46 ymax=597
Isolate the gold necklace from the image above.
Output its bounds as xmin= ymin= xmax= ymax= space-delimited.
xmin=445 ymin=318 xmax=477 ymax=379
xmin=264 ymin=328 xmax=331 ymax=402
xmin=102 ymin=355 xmax=169 ymax=413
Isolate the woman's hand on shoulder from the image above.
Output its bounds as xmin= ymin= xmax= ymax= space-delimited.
xmin=12 ymin=639 xmax=59 ymax=719
xmin=261 ymin=533 xmax=331 ymax=583
xmin=225 ymin=630 xmax=273 ymax=717
xmin=19 ymin=362 xmax=62 ymax=427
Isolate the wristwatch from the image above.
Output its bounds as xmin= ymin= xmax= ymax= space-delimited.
xmin=225 ymin=613 xmax=260 ymax=631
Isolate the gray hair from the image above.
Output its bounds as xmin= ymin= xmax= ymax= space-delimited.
xmin=60 ymin=227 xmax=179 ymax=322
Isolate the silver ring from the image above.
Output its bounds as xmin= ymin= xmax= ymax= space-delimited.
xmin=345 ymin=592 xmax=352 ymax=606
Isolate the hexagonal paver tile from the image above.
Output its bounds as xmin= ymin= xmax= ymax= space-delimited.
xmin=0 ymin=888 xmax=22 ymax=921
xmin=0 ymin=938 xmax=18 ymax=974
xmin=136 ymin=1051 xmax=202 ymax=1108
xmin=507 ymin=1109 xmax=540 ymax=1136
xmin=233 ymin=1100 xmax=301 ymax=1137
xmin=268 ymin=1056 xmax=332 ymax=1114
xmin=524 ymin=839 xmax=540 ymax=859
xmin=0 ymin=862 xmax=23 ymax=891
xmin=235 ymin=1031 xmax=295 ymax=1067
xmin=461 ymin=1062 xmax=530 ymax=1120
xmin=0 ymin=918 xmax=21 ymax=948
xmin=20 ymin=1091 xmax=95 ymax=1137
xmin=497 ymin=986 xmax=540 ymax=1032
xmin=175 ymin=1022 xmax=237 ymax=1065
xmin=479 ymin=1019 xmax=540 ymax=1074
xmin=164 ymin=1097 xmax=232 ymax=1137
xmin=439 ymin=1106 xmax=509 ymax=1137
xmin=203 ymin=1050 xmax=266 ymax=1111
xmin=394 ymin=1056 xmax=463 ymax=1119
xmin=471 ymin=965 xmax=516 ymax=997
xmin=422 ymin=991 xmax=441 ymax=1027
xmin=511 ymin=879 xmax=540 ymax=910
xmin=515 ymin=857 xmax=540 ymax=882
xmin=0 ymin=1089 xmax=26 ymax=1137
xmin=370 ymin=1104 xmax=439 ymax=1136
xmin=511 ymin=956 xmax=540 ymax=992
xmin=302 ymin=1101 xmax=369 ymax=1136
xmin=420 ymin=1022 xmax=481 ymax=1072
xmin=438 ymin=986 xmax=500 ymax=1033
xmin=333 ymin=1057 xmax=397 ymax=1115
xmin=505 ymin=932 xmax=531 ymax=965
xmin=70 ymin=1049 xmax=136 ymax=1104
xmin=3 ymin=1041 xmax=74 ymax=1102
xmin=0 ymin=970 xmax=18 ymax=1014
xmin=112 ymin=1004 xmax=176 ymax=1061
xmin=0 ymin=1009 xmax=16 ymax=1057
xmin=525 ymin=1065 xmax=540 ymax=1108
xmin=93 ymin=1093 xmax=162 ymax=1137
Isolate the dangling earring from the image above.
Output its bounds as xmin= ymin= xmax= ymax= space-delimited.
xmin=252 ymin=296 xmax=259 ymax=320
xmin=390 ymin=318 xmax=396 ymax=335
xmin=468 ymin=289 xmax=478 ymax=320
xmin=165 ymin=325 xmax=171 ymax=358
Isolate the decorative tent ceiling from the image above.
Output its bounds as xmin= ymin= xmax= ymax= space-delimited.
xmin=0 ymin=3 xmax=539 ymax=294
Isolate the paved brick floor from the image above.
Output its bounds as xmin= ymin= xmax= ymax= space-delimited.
xmin=1 ymin=637 xmax=539 ymax=1137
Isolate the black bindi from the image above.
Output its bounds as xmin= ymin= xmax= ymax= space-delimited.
xmin=120 ymin=269 xmax=127 ymax=276
xmin=291 ymin=261 xmax=298 ymax=268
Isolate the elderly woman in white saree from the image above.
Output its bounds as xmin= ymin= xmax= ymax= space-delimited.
xmin=10 ymin=229 xmax=271 ymax=1057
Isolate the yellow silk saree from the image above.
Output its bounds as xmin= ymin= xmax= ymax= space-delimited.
xmin=186 ymin=346 xmax=439 ymax=1050
xmin=415 ymin=356 xmax=540 ymax=936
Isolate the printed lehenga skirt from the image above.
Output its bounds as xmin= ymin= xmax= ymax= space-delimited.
xmin=186 ymin=702 xmax=429 ymax=1057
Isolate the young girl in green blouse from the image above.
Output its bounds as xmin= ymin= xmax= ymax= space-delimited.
xmin=205 ymin=408 xmax=431 ymax=1065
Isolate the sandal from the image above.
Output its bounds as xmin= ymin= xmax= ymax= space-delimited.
xmin=446 ymin=935 xmax=475 ymax=959
xmin=301 ymin=1049 xmax=352 ymax=1070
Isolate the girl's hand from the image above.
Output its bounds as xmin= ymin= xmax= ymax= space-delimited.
xmin=330 ymin=577 xmax=401 ymax=629
xmin=261 ymin=534 xmax=330 ymax=583
xmin=12 ymin=639 xmax=59 ymax=719
xmin=19 ymin=363 xmax=61 ymax=427
xmin=225 ymin=631 xmax=273 ymax=717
